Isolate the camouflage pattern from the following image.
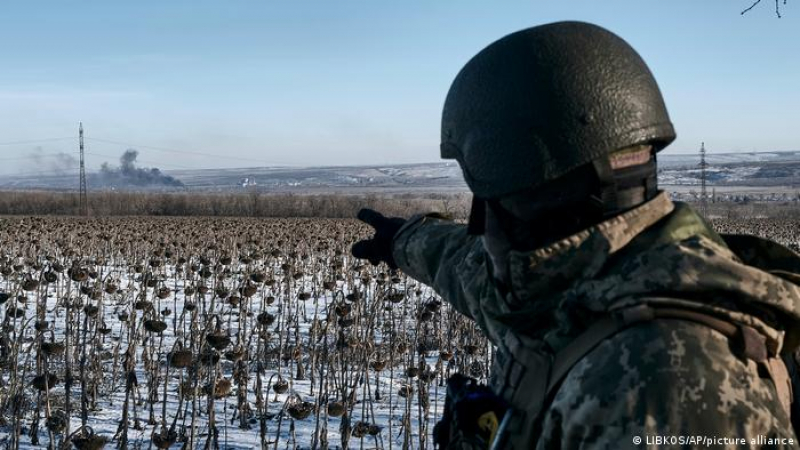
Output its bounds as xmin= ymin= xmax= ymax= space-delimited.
xmin=542 ymin=320 xmax=796 ymax=449
xmin=392 ymin=191 xmax=800 ymax=448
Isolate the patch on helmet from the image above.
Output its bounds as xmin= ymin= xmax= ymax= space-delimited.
xmin=609 ymin=145 xmax=652 ymax=170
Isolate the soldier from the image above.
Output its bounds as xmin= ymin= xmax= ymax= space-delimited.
xmin=352 ymin=21 xmax=800 ymax=449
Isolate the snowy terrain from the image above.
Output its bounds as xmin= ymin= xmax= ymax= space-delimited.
xmin=3 ymin=151 xmax=799 ymax=193
xmin=0 ymin=216 xmax=485 ymax=450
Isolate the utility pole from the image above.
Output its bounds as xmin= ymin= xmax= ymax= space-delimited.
xmin=699 ymin=142 xmax=707 ymax=216
xmin=79 ymin=122 xmax=88 ymax=216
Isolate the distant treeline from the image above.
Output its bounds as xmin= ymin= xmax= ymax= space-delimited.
xmin=0 ymin=189 xmax=797 ymax=220
xmin=703 ymin=200 xmax=800 ymax=220
xmin=0 ymin=190 xmax=472 ymax=218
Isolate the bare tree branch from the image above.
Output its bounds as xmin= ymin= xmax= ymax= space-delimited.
xmin=741 ymin=0 xmax=788 ymax=17
xmin=741 ymin=0 xmax=763 ymax=15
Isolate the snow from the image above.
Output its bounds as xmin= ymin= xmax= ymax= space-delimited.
xmin=0 ymin=258 xmax=478 ymax=449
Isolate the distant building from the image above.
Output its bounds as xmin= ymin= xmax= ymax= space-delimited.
xmin=240 ymin=177 xmax=257 ymax=188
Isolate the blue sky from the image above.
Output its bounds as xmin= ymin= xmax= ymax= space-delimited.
xmin=0 ymin=1 xmax=797 ymax=176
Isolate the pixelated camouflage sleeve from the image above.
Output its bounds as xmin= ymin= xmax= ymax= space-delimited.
xmin=539 ymin=320 xmax=798 ymax=449
xmin=391 ymin=213 xmax=488 ymax=321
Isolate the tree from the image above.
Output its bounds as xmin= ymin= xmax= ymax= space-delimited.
xmin=742 ymin=0 xmax=789 ymax=17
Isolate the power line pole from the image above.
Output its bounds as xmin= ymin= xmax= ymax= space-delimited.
xmin=699 ymin=141 xmax=707 ymax=216
xmin=79 ymin=122 xmax=88 ymax=216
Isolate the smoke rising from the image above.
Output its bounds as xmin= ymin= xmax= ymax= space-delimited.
xmin=29 ymin=147 xmax=78 ymax=175
xmin=99 ymin=149 xmax=184 ymax=187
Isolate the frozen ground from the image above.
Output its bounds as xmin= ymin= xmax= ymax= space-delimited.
xmin=0 ymin=227 xmax=486 ymax=450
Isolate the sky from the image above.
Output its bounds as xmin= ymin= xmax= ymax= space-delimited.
xmin=0 ymin=1 xmax=798 ymax=176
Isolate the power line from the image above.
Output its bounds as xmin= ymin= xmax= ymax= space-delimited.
xmin=0 ymin=152 xmax=196 ymax=174
xmin=699 ymin=142 xmax=708 ymax=217
xmin=84 ymin=152 xmax=196 ymax=170
xmin=0 ymin=172 xmax=65 ymax=178
xmin=0 ymin=168 xmax=77 ymax=177
xmin=85 ymin=137 xmax=275 ymax=165
xmin=2 ymin=135 xmax=278 ymax=166
xmin=79 ymin=123 xmax=88 ymax=216
xmin=0 ymin=137 xmax=73 ymax=146
xmin=0 ymin=153 xmax=75 ymax=161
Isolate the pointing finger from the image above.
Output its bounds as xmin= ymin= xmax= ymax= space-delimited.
xmin=351 ymin=240 xmax=375 ymax=260
xmin=356 ymin=208 xmax=386 ymax=227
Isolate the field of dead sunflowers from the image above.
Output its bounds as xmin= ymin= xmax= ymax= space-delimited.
xmin=0 ymin=216 xmax=491 ymax=450
xmin=0 ymin=214 xmax=797 ymax=449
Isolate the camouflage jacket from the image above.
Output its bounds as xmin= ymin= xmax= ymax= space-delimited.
xmin=392 ymin=192 xmax=800 ymax=449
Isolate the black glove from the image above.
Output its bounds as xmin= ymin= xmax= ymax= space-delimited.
xmin=351 ymin=208 xmax=406 ymax=269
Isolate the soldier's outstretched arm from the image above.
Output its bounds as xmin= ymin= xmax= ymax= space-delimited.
xmin=352 ymin=208 xmax=492 ymax=321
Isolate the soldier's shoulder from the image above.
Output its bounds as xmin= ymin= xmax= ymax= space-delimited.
xmin=542 ymin=319 xmax=790 ymax=446
xmin=720 ymin=234 xmax=800 ymax=285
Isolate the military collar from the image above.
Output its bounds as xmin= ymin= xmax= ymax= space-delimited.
xmin=504 ymin=191 xmax=674 ymax=307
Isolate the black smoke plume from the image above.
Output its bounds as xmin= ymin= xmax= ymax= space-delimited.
xmin=99 ymin=149 xmax=184 ymax=187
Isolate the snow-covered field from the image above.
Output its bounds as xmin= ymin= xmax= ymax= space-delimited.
xmin=2 ymin=213 xmax=798 ymax=450
xmin=0 ymin=217 xmax=491 ymax=449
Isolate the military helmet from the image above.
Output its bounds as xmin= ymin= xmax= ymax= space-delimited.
xmin=440 ymin=21 xmax=676 ymax=199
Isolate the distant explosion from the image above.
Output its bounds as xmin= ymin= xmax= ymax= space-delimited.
xmin=98 ymin=149 xmax=183 ymax=187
